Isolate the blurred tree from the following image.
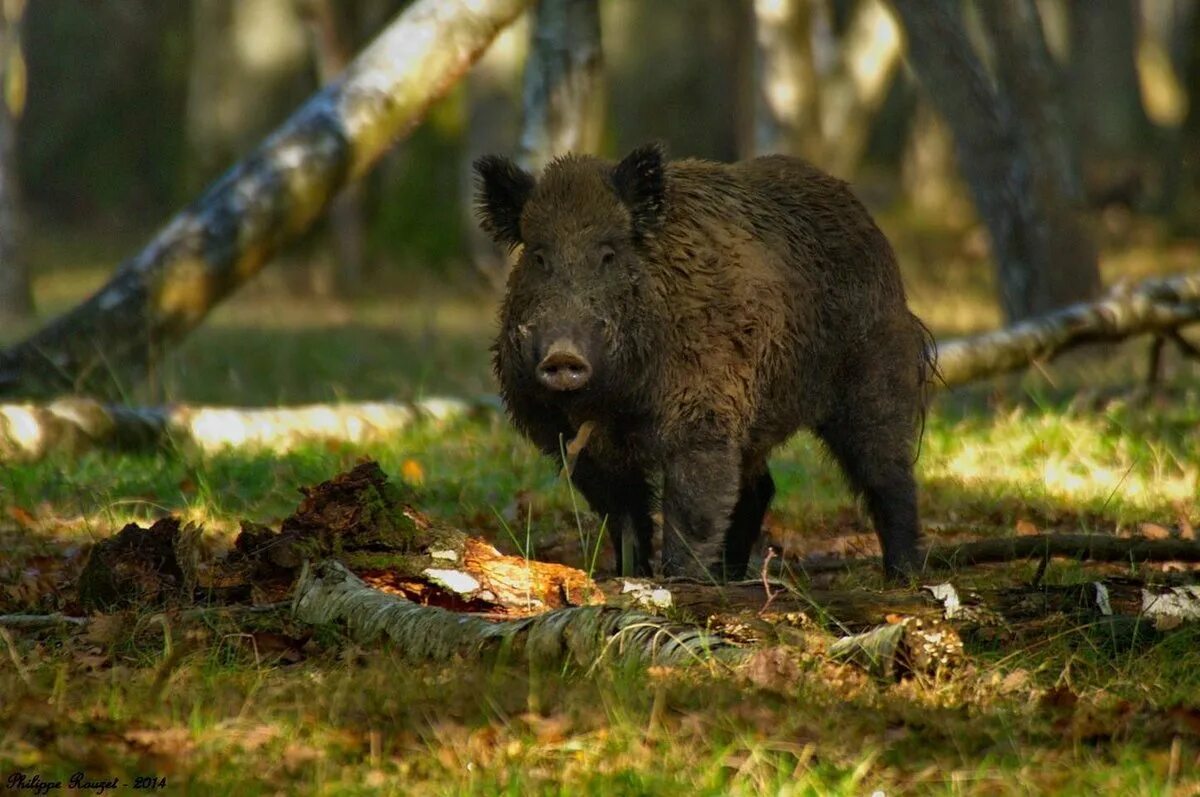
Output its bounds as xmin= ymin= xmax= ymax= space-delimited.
xmin=0 ymin=0 xmax=534 ymax=399
xmin=1183 ymin=3 xmax=1200 ymax=218
xmin=1139 ymin=0 xmax=1195 ymax=216
xmin=605 ymin=0 xmax=747 ymax=161
xmin=816 ymin=0 xmax=903 ymax=177
xmin=186 ymin=0 xmax=313 ymax=187
xmin=977 ymin=0 xmax=1100 ymax=308
xmin=752 ymin=0 xmax=821 ymax=159
xmin=980 ymin=0 xmax=1081 ymax=200
xmin=18 ymin=2 xmax=189 ymax=223
xmin=890 ymin=0 xmax=1099 ymax=322
xmin=0 ymin=0 xmax=31 ymax=327
xmin=517 ymin=0 xmax=604 ymax=172
xmin=461 ymin=18 xmax=526 ymax=285
xmin=1069 ymin=0 xmax=1151 ymax=194
xmin=464 ymin=0 xmax=603 ymax=289
xmin=300 ymin=0 xmax=367 ymax=295
xmin=901 ymin=98 xmax=968 ymax=219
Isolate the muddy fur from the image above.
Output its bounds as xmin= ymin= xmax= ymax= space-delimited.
xmin=476 ymin=144 xmax=936 ymax=580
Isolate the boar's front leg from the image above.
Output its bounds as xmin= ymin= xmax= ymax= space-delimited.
xmin=661 ymin=443 xmax=741 ymax=580
xmin=570 ymin=452 xmax=655 ymax=576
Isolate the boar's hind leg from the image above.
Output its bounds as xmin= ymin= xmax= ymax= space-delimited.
xmin=661 ymin=444 xmax=741 ymax=580
xmin=570 ymin=453 xmax=654 ymax=576
xmin=720 ymin=468 xmax=775 ymax=581
xmin=817 ymin=399 xmax=922 ymax=579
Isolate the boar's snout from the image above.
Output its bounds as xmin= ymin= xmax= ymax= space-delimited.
xmin=536 ymin=339 xmax=592 ymax=392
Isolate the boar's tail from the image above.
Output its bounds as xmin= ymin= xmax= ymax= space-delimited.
xmin=912 ymin=313 xmax=941 ymax=463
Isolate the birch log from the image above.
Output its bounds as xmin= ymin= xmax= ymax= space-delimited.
xmin=935 ymin=273 xmax=1200 ymax=387
xmin=0 ymin=0 xmax=534 ymax=400
xmin=294 ymin=559 xmax=743 ymax=667
xmin=0 ymin=396 xmax=490 ymax=461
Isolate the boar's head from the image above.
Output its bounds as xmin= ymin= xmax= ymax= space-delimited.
xmin=475 ymin=144 xmax=666 ymax=416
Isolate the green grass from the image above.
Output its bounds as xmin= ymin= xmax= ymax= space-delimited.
xmin=2 ymin=227 xmax=1200 ymax=794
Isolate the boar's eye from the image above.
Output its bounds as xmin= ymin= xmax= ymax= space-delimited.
xmin=599 ymin=246 xmax=616 ymax=267
xmin=531 ymin=251 xmax=547 ymax=269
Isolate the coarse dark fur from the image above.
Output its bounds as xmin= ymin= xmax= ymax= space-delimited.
xmin=475 ymin=143 xmax=937 ymax=580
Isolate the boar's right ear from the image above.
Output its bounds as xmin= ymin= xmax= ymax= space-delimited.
xmin=474 ymin=155 xmax=535 ymax=250
xmin=612 ymin=142 xmax=666 ymax=240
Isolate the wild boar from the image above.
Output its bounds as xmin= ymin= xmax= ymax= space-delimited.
xmin=476 ymin=143 xmax=935 ymax=580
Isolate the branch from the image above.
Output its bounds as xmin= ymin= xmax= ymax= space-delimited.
xmin=925 ymin=532 xmax=1200 ymax=568
xmin=936 ymin=273 xmax=1200 ymax=387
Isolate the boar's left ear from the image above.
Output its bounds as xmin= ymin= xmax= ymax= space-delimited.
xmin=612 ymin=142 xmax=666 ymax=240
xmin=474 ymin=155 xmax=535 ymax=250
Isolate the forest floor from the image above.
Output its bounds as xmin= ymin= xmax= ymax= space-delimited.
xmin=2 ymin=215 xmax=1200 ymax=794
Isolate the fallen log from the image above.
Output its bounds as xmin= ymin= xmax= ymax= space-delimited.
xmin=294 ymin=559 xmax=742 ymax=667
xmin=0 ymin=396 xmax=492 ymax=461
xmin=925 ymin=533 xmax=1200 ymax=568
xmin=652 ymin=575 xmax=1199 ymax=634
xmin=936 ymin=272 xmax=1200 ymax=387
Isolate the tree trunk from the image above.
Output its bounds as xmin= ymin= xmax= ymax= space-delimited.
xmin=888 ymin=0 xmax=1092 ymax=323
xmin=517 ymin=0 xmax=604 ymax=173
xmin=301 ymin=0 xmax=367 ymax=296
xmin=817 ymin=0 xmax=903 ymax=178
xmin=1068 ymin=0 xmax=1150 ymax=162
xmin=0 ymin=0 xmax=32 ymax=329
xmin=0 ymin=0 xmax=535 ymax=400
xmin=901 ymin=98 xmax=968 ymax=218
xmin=976 ymin=0 xmax=1101 ymax=313
xmin=462 ymin=16 xmax=527 ymax=287
xmin=751 ymin=0 xmax=821 ymax=159
xmin=978 ymin=0 xmax=1081 ymax=200
xmin=186 ymin=0 xmax=312 ymax=188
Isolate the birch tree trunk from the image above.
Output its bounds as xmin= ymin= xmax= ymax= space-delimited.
xmin=0 ymin=0 xmax=534 ymax=400
xmin=517 ymin=0 xmax=604 ymax=173
xmin=0 ymin=0 xmax=32 ymax=329
xmin=888 ymin=0 xmax=1092 ymax=323
xmin=751 ymin=0 xmax=821 ymax=160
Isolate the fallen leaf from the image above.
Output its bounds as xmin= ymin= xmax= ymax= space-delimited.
xmin=400 ymin=459 xmax=425 ymax=486
xmin=83 ymin=613 xmax=131 ymax=647
xmin=1138 ymin=522 xmax=1173 ymax=540
xmin=5 ymin=506 xmax=37 ymax=530
xmin=743 ymin=646 xmax=801 ymax=694
xmin=1015 ymin=519 xmax=1039 ymax=536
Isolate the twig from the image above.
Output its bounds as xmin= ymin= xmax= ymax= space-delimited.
xmin=758 ymin=547 xmax=780 ymax=616
xmin=1170 ymin=329 xmax=1200 ymax=360
xmin=925 ymin=533 xmax=1200 ymax=568
xmin=0 ymin=613 xmax=88 ymax=628
xmin=0 ymin=626 xmax=33 ymax=687
xmin=0 ymin=603 xmax=290 ymax=633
